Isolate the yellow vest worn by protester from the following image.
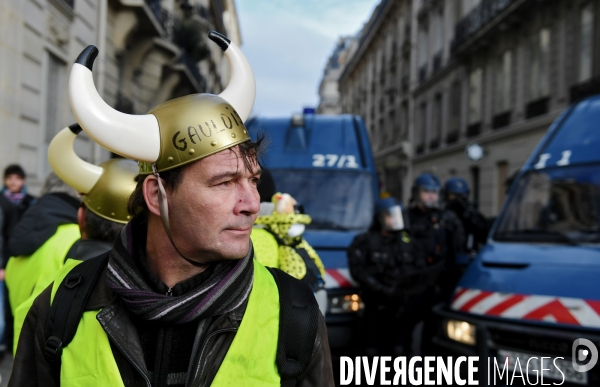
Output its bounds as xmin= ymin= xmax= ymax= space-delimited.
xmin=49 ymin=258 xmax=280 ymax=386
xmin=6 ymin=223 xmax=80 ymax=314
xmin=12 ymin=257 xmax=82 ymax=355
xmin=251 ymin=228 xmax=280 ymax=269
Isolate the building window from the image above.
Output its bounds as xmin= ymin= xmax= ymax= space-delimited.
xmin=471 ymin=166 xmax=480 ymax=209
xmin=497 ymin=161 xmax=508 ymax=213
xmin=431 ymin=93 xmax=442 ymax=149
xmin=433 ymin=12 xmax=444 ymax=72
xmin=401 ymin=101 xmax=409 ymax=139
xmin=418 ymin=26 xmax=429 ymax=82
xmin=468 ymin=68 xmax=483 ymax=125
xmin=579 ymin=3 xmax=594 ymax=83
xmin=448 ymin=80 xmax=461 ymax=143
xmin=495 ymin=50 xmax=512 ymax=113
xmin=389 ymin=110 xmax=397 ymax=143
xmin=529 ymin=28 xmax=551 ymax=101
xmin=45 ymin=53 xmax=65 ymax=144
xmin=417 ymin=102 xmax=427 ymax=154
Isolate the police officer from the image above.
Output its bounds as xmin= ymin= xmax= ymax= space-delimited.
xmin=444 ymin=177 xmax=490 ymax=253
xmin=10 ymin=124 xmax=137 ymax=353
xmin=407 ymin=173 xmax=464 ymax=354
xmin=348 ymin=197 xmax=428 ymax=356
xmin=11 ymin=31 xmax=333 ymax=386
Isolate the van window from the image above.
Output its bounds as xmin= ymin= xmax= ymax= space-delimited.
xmin=270 ymin=170 xmax=373 ymax=231
xmin=494 ymin=165 xmax=600 ymax=244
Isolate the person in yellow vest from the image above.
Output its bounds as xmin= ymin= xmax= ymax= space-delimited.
xmin=5 ymin=172 xmax=81 ymax=316
xmin=10 ymin=31 xmax=333 ymax=386
xmin=11 ymin=124 xmax=137 ymax=353
xmin=252 ymin=192 xmax=328 ymax=314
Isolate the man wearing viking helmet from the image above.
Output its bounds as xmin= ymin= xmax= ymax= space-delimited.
xmin=10 ymin=31 xmax=333 ymax=386
xmin=10 ymin=123 xmax=138 ymax=354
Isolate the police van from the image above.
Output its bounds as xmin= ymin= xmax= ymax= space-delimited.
xmin=434 ymin=93 xmax=600 ymax=385
xmin=247 ymin=113 xmax=378 ymax=348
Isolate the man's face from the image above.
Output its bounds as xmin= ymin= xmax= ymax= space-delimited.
xmin=165 ymin=146 xmax=261 ymax=262
xmin=419 ymin=189 xmax=439 ymax=208
xmin=4 ymin=174 xmax=24 ymax=193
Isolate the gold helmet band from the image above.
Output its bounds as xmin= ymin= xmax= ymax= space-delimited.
xmin=68 ymin=31 xmax=256 ymax=173
xmin=48 ymin=125 xmax=138 ymax=224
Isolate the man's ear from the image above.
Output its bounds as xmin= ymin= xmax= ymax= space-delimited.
xmin=77 ymin=206 xmax=87 ymax=239
xmin=143 ymin=175 xmax=162 ymax=217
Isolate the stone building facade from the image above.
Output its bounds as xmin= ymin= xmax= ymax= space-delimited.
xmin=0 ymin=0 xmax=240 ymax=193
xmin=338 ymin=0 xmax=600 ymax=217
xmin=338 ymin=0 xmax=414 ymax=200
xmin=317 ymin=36 xmax=358 ymax=115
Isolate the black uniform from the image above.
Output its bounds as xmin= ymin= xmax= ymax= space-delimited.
xmin=348 ymin=228 xmax=440 ymax=356
xmin=445 ymin=198 xmax=490 ymax=252
xmin=407 ymin=206 xmax=465 ymax=355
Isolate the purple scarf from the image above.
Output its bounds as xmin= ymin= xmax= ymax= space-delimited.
xmin=106 ymin=222 xmax=254 ymax=324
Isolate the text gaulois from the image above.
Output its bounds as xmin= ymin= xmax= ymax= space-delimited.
xmin=172 ymin=111 xmax=241 ymax=151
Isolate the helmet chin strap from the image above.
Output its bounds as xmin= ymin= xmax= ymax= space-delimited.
xmin=152 ymin=164 xmax=208 ymax=268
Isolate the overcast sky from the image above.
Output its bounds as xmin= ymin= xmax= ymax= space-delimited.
xmin=236 ymin=0 xmax=380 ymax=117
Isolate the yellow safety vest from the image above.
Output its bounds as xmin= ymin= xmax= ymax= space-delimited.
xmin=251 ymin=228 xmax=280 ymax=269
xmin=6 ymin=223 xmax=80 ymax=314
xmin=49 ymin=259 xmax=280 ymax=386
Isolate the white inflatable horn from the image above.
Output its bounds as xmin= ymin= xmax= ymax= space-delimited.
xmin=68 ymin=46 xmax=161 ymax=162
xmin=209 ymin=31 xmax=256 ymax=122
xmin=68 ymin=32 xmax=256 ymax=163
xmin=48 ymin=124 xmax=104 ymax=193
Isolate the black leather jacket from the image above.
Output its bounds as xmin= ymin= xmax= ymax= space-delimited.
xmin=10 ymin=264 xmax=334 ymax=387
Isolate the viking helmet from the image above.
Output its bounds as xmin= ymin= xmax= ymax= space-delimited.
xmin=68 ymin=31 xmax=256 ymax=173
xmin=48 ymin=124 xmax=138 ymax=224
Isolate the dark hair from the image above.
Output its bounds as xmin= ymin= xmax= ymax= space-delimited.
xmin=128 ymin=137 xmax=265 ymax=218
xmin=4 ymin=164 xmax=25 ymax=179
xmin=84 ymin=208 xmax=125 ymax=242
xmin=257 ymin=168 xmax=276 ymax=202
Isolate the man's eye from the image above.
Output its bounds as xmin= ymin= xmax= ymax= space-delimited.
xmin=252 ymin=178 xmax=261 ymax=185
xmin=220 ymin=180 xmax=232 ymax=186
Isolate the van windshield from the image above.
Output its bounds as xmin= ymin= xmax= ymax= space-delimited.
xmin=494 ymin=165 xmax=600 ymax=244
xmin=269 ymin=170 xmax=374 ymax=231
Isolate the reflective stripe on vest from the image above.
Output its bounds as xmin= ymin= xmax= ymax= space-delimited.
xmin=50 ymin=259 xmax=280 ymax=386
xmin=6 ymin=223 xmax=80 ymax=314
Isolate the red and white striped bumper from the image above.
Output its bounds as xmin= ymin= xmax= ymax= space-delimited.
xmin=324 ymin=268 xmax=357 ymax=289
xmin=451 ymin=287 xmax=600 ymax=328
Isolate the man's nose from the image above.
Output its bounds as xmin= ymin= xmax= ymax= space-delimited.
xmin=236 ymin=183 xmax=260 ymax=216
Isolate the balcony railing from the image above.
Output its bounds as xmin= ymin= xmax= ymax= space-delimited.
xmin=525 ymin=97 xmax=549 ymax=119
xmin=570 ymin=75 xmax=600 ymax=103
xmin=492 ymin=111 xmax=511 ymax=129
xmin=452 ymin=0 xmax=518 ymax=51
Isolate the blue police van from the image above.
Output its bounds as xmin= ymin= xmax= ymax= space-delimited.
xmin=434 ymin=93 xmax=600 ymax=385
xmin=247 ymin=113 xmax=378 ymax=348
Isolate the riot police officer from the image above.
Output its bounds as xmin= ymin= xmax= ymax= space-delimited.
xmin=408 ymin=173 xmax=465 ymax=297
xmin=348 ymin=197 xmax=431 ymax=356
xmin=407 ymin=173 xmax=465 ymax=355
xmin=444 ymin=177 xmax=490 ymax=253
